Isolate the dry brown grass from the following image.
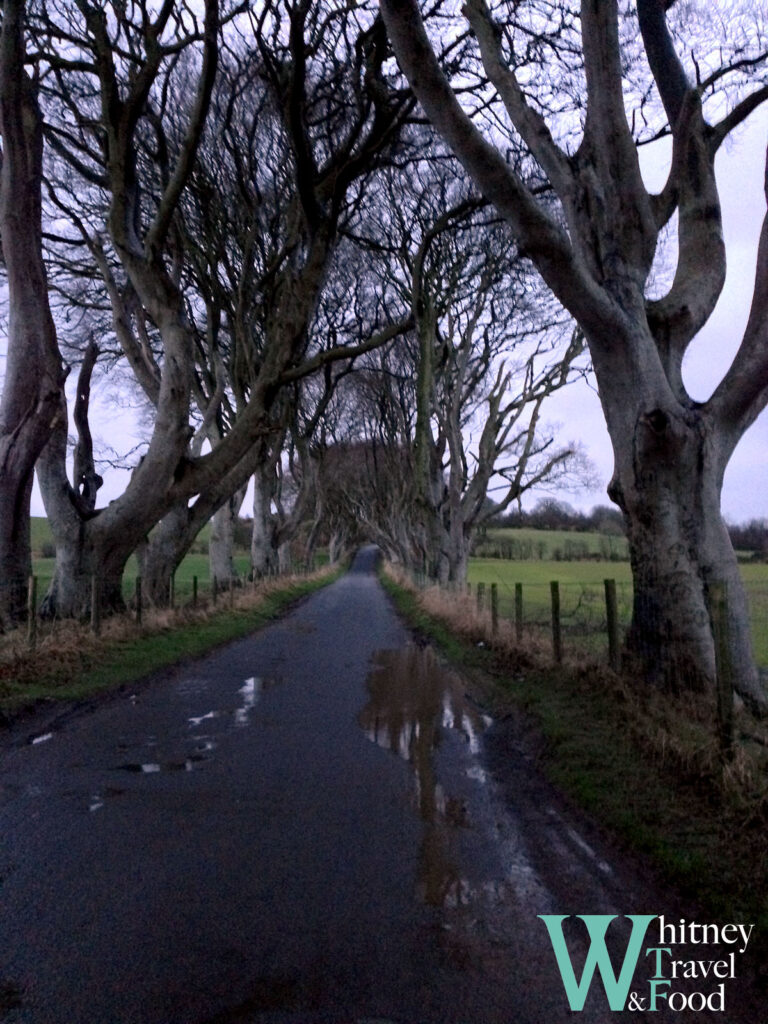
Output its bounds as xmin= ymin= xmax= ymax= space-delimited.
xmin=0 ymin=569 xmax=335 ymax=701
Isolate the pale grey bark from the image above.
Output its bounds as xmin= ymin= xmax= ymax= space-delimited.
xmin=209 ymin=488 xmax=246 ymax=589
xmin=404 ymin=190 xmax=585 ymax=584
xmin=135 ymin=505 xmax=188 ymax=608
xmin=328 ymin=529 xmax=349 ymax=566
xmin=251 ymin=456 xmax=280 ymax=579
xmin=0 ymin=0 xmax=65 ymax=627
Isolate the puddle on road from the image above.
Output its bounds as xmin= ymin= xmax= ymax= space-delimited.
xmin=188 ymin=711 xmax=219 ymax=728
xmin=116 ymin=753 xmax=209 ymax=775
xmin=234 ymin=676 xmax=262 ymax=727
xmin=175 ymin=675 xmax=213 ymax=698
xmin=97 ymin=674 xmax=272 ymax=810
xmin=360 ymin=645 xmax=489 ymax=789
xmin=100 ymin=673 xmax=272 ymax=802
xmin=89 ymin=786 xmax=127 ymax=813
xmin=186 ymin=675 xmax=277 ymax=733
xmin=359 ymin=645 xmax=563 ymax=999
xmin=29 ymin=732 xmax=54 ymax=746
xmin=359 ymin=646 xmax=494 ymax=908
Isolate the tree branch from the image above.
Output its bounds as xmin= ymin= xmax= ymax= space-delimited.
xmin=636 ymin=0 xmax=691 ymax=129
xmin=277 ymin=316 xmax=414 ymax=386
xmin=465 ymin=0 xmax=571 ymax=195
xmin=145 ymin=0 xmax=220 ymax=256
xmin=710 ymin=84 xmax=768 ymax=153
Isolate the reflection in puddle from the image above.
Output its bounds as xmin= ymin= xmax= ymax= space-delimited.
xmin=188 ymin=711 xmax=218 ymax=728
xmin=116 ymin=753 xmax=208 ymax=774
xmin=29 ymin=732 xmax=53 ymax=746
xmin=186 ymin=676 xmax=271 ymax=733
xmin=358 ymin=644 xmax=558 ymax=986
xmin=359 ymin=646 xmax=491 ymax=908
xmin=234 ymin=676 xmax=262 ymax=727
xmin=89 ymin=786 xmax=127 ymax=813
xmin=361 ymin=647 xmax=487 ymax=773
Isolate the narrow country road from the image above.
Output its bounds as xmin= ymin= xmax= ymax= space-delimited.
xmin=0 ymin=549 xmax=759 ymax=1023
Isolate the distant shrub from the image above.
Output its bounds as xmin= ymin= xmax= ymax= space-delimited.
xmin=40 ymin=541 xmax=56 ymax=559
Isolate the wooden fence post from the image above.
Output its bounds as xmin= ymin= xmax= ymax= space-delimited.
xmin=91 ymin=574 xmax=101 ymax=636
xmin=135 ymin=575 xmax=142 ymax=627
xmin=490 ymin=583 xmax=499 ymax=635
xmin=476 ymin=582 xmax=485 ymax=613
xmin=709 ymin=581 xmax=734 ymax=760
xmin=514 ymin=583 xmax=523 ymax=643
xmin=192 ymin=575 xmax=198 ymax=609
xmin=550 ymin=580 xmax=562 ymax=663
xmin=27 ymin=576 xmax=37 ymax=649
xmin=604 ymin=578 xmax=620 ymax=671
xmin=229 ymin=578 xmax=234 ymax=609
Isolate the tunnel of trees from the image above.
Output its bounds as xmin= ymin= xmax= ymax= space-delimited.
xmin=0 ymin=0 xmax=766 ymax=713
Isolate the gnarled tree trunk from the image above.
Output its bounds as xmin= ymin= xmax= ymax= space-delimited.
xmin=607 ymin=399 xmax=760 ymax=707
xmin=37 ymin=412 xmax=128 ymax=618
xmin=135 ymin=504 xmax=189 ymax=607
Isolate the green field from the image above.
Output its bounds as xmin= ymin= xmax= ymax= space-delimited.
xmin=31 ymin=552 xmax=254 ymax=607
xmin=31 ymin=516 xmax=214 ymax=559
xmin=477 ymin=526 xmax=628 ymax=561
xmin=467 ymin=558 xmax=768 ymax=667
xmin=477 ymin=525 xmax=756 ymax=564
xmin=30 ymin=516 xmax=252 ymax=605
xmin=27 ymin=517 xmax=768 ymax=665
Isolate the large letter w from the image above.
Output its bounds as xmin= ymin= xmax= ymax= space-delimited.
xmin=538 ymin=914 xmax=656 ymax=1011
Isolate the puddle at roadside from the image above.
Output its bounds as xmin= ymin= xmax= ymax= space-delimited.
xmin=360 ymin=645 xmax=489 ymax=793
xmin=359 ymin=645 xmax=558 ymax=993
xmin=359 ymin=646 xmax=494 ymax=908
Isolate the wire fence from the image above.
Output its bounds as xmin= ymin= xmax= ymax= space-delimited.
xmin=412 ymin=573 xmax=768 ymax=674
xmin=0 ymin=554 xmax=321 ymax=653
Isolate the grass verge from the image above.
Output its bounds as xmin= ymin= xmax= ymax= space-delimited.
xmin=381 ymin=564 xmax=768 ymax=948
xmin=0 ymin=566 xmax=343 ymax=721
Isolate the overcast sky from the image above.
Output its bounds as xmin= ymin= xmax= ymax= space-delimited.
xmin=527 ymin=105 xmax=768 ymax=523
xmin=11 ymin=101 xmax=768 ymax=526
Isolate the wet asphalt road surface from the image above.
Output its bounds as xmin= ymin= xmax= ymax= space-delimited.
xmin=0 ymin=549 xmax=761 ymax=1023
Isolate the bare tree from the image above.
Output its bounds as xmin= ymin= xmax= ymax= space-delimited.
xmin=339 ymin=160 xmax=587 ymax=581
xmin=0 ymin=0 xmax=66 ymax=628
xmin=380 ymin=0 xmax=768 ymax=710
xmin=33 ymin=0 xmax=223 ymax=615
xmin=33 ymin=0 xmax=413 ymax=614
